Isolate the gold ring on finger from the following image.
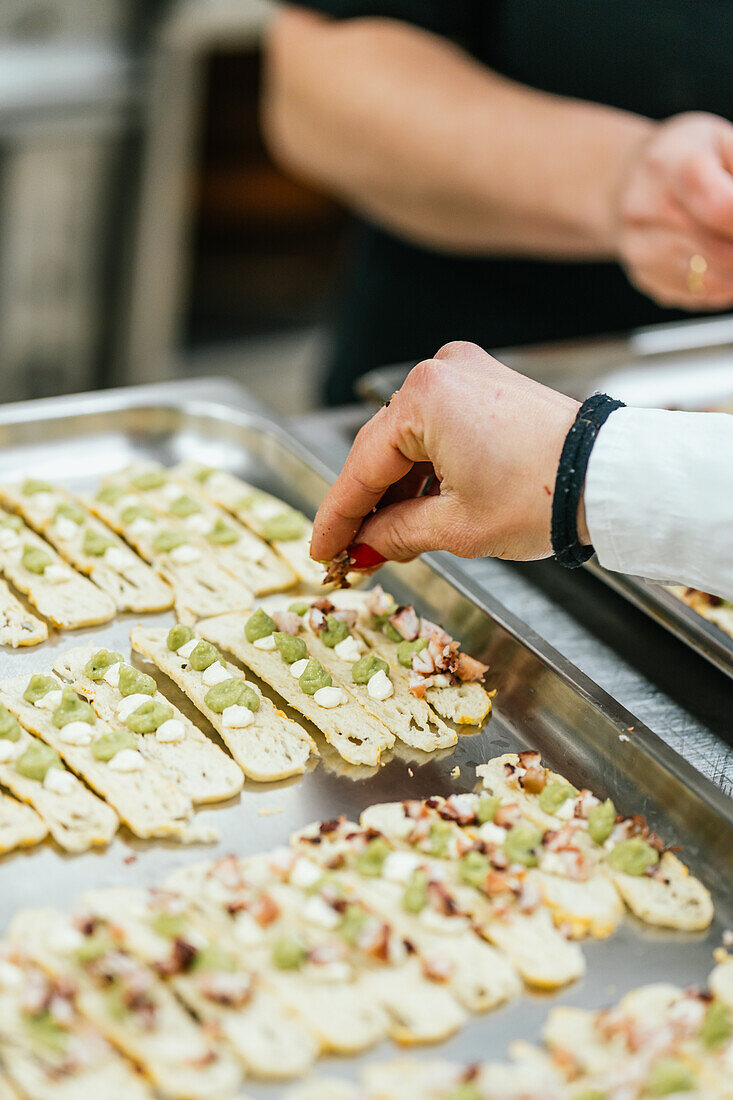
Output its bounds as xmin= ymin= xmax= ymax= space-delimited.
xmin=686 ymin=253 xmax=708 ymax=297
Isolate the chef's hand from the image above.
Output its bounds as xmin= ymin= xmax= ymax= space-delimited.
xmin=310 ymin=342 xmax=582 ymax=566
xmin=618 ymin=112 xmax=733 ymax=309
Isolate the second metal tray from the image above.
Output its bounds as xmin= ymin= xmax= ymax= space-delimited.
xmin=358 ymin=315 xmax=733 ymax=680
xmin=0 ymin=377 xmax=730 ymax=1096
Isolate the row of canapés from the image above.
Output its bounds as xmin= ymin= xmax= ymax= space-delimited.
xmin=0 ymin=759 xmax=720 ymax=1098
xmin=0 ymin=461 xmax=326 ymax=642
xmin=0 ymin=583 xmax=497 ymax=853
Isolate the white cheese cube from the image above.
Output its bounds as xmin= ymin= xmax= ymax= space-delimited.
xmin=185 ymin=514 xmax=210 ymax=534
xmin=169 ymin=543 xmax=201 ymax=564
xmin=54 ymin=516 xmax=79 ymax=542
xmin=116 ymin=693 xmax=152 ymax=721
xmin=43 ymin=564 xmax=71 ymax=585
xmin=129 ymin=517 xmax=155 ymax=537
xmin=0 ymin=529 xmax=20 ymax=550
xmin=252 ymin=498 xmax=283 ymax=521
xmin=103 ymin=546 xmax=129 ymax=570
xmin=0 ymin=740 xmax=23 ymax=763
xmin=57 ymin=720 xmax=95 ymax=746
xmin=29 ymin=492 xmax=56 ymax=516
xmin=221 ymin=705 xmax=254 ymax=729
xmin=333 ymin=635 xmax=364 ymax=662
xmin=290 ymin=858 xmax=322 ymax=889
xmin=303 ymin=896 xmax=340 ymax=930
xmin=102 ymin=662 xmax=122 ymax=688
xmin=555 ymin=797 xmax=576 ymax=821
xmin=43 ymin=768 xmax=77 ymax=795
xmin=202 ymin=661 xmax=230 ymax=686
xmin=35 ymin=689 xmax=63 ymax=711
xmin=314 ymin=686 xmax=348 ymax=709
xmin=478 ymin=822 xmax=507 ymax=846
xmin=367 ymin=669 xmax=394 ymax=701
xmin=155 ymin=718 xmax=186 ymax=743
xmin=382 ymin=850 xmax=421 ymax=883
xmin=107 ymin=748 xmax=145 ymax=772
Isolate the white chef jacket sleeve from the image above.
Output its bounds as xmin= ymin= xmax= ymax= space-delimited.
xmin=584 ymin=406 xmax=733 ymax=601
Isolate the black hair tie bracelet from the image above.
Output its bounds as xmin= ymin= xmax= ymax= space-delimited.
xmin=551 ymin=393 xmax=625 ymax=569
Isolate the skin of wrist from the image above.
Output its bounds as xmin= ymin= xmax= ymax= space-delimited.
xmin=599 ymin=116 xmax=658 ymax=256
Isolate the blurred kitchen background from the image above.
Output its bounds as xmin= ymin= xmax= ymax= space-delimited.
xmin=0 ymin=0 xmax=344 ymax=413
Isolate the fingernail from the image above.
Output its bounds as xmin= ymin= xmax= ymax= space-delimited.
xmin=348 ymin=543 xmax=386 ymax=570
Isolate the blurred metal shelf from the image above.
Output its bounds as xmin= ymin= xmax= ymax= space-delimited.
xmin=122 ymin=0 xmax=275 ymax=385
xmin=0 ymin=38 xmax=136 ymax=400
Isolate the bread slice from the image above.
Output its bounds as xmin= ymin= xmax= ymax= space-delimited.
xmin=10 ymin=907 xmax=244 ymax=1100
xmin=0 ymin=482 xmax=173 ymax=613
xmin=0 ymin=722 xmax=117 ymax=852
xmin=164 ymin=860 xmax=392 ymax=1056
xmin=53 ymin=644 xmax=244 ymax=804
xmin=130 ymin=626 xmax=316 ymax=782
xmin=0 ymin=789 xmax=47 ymax=854
xmin=358 ymin=793 xmax=619 ymax=937
xmin=477 ymin=753 xmax=581 ymax=833
xmin=196 ymin=611 xmax=394 ymax=767
xmin=84 ymin=491 xmax=253 ymax=622
xmin=77 ymin=884 xmax=320 ymax=1081
xmin=0 ymin=579 xmax=47 ymax=647
xmin=529 ymin=871 xmax=624 ymax=940
xmin=609 ymin=850 xmax=714 ymax=932
xmin=175 ymin=462 xmax=333 ymax=590
xmin=261 ymin=595 xmax=457 ymax=753
xmin=243 ymin=850 xmax=469 ymax=1045
xmin=285 ymin=829 xmax=522 ymax=1012
xmin=325 ymin=590 xmax=493 ymax=725
xmin=0 ymin=510 xmax=115 ymax=629
xmin=167 ymin=855 xmax=463 ymax=1051
xmin=295 ymin=811 xmax=582 ymax=993
xmin=478 ymin=753 xmax=713 ymax=933
xmin=106 ymin=461 xmax=298 ymax=596
xmin=0 ymin=674 xmax=195 ymax=841
xmin=0 ymin=951 xmax=152 ymax=1100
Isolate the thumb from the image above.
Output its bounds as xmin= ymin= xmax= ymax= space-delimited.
xmin=353 ymin=495 xmax=455 ymax=563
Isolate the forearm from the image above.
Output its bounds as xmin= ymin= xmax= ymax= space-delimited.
xmin=585 ymin=409 xmax=733 ymax=600
xmin=263 ymin=7 xmax=653 ymax=257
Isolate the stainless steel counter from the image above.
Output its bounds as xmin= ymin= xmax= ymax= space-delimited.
xmin=292 ymin=408 xmax=733 ymax=798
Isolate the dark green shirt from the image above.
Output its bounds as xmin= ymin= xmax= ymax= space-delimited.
xmin=297 ymin=1 xmax=733 ymax=403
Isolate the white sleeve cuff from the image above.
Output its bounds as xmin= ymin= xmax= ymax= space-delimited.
xmin=584 ymin=406 xmax=733 ymax=600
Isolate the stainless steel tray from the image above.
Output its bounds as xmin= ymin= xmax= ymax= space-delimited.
xmin=358 ymin=315 xmax=733 ymax=681
xmin=0 ymin=377 xmax=731 ymax=1096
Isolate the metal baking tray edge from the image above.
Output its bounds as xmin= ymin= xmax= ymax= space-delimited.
xmin=0 ymin=378 xmax=730 ymax=1093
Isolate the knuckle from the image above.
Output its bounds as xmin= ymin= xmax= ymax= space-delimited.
xmin=434 ymin=339 xmax=481 ymax=361
xmin=406 ymin=357 xmax=442 ymax=392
